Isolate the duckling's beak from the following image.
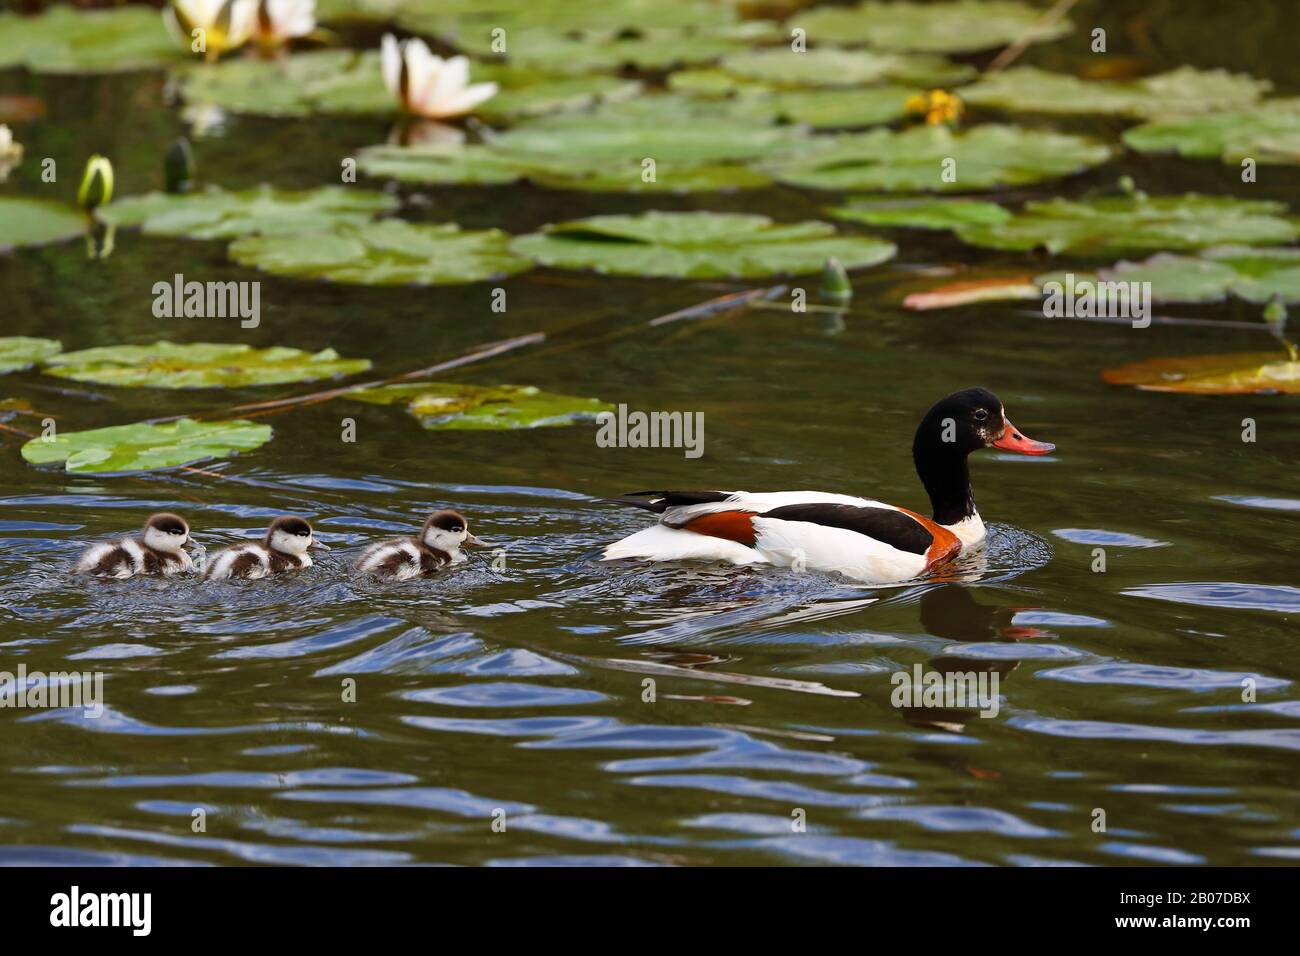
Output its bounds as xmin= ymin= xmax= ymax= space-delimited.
xmin=309 ymin=538 xmax=331 ymax=551
xmin=464 ymin=533 xmax=486 ymax=548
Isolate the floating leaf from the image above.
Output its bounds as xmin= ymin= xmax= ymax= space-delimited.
xmin=0 ymin=6 xmax=182 ymax=74
xmin=42 ymin=342 xmax=372 ymax=389
xmin=954 ymin=194 xmax=1300 ymax=257
xmin=904 ymin=276 xmax=1040 ymax=310
xmin=98 ymin=186 xmax=398 ymax=240
xmin=453 ymin=23 xmax=779 ymax=74
xmin=399 ymin=0 xmax=733 ymax=38
xmin=961 ymin=67 xmax=1270 ymax=118
xmin=769 ymin=124 xmax=1111 ymax=192
xmin=173 ymin=50 xmax=641 ymax=120
xmin=510 ymin=211 xmax=896 ymax=279
xmin=0 ymin=337 xmax=62 ymax=374
xmin=670 ymin=78 xmax=916 ymax=129
xmin=1123 ymin=99 xmax=1300 ymax=165
xmin=349 ymin=382 xmax=613 ymax=429
xmin=1039 ymin=247 xmax=1300 ymax=305
xmin=1103 ymin=353 xmax=1300 ymax=395
xmin=229 ymin=220 xmax=534 ymax=286
xmin=792 ymin=0 xmax=1072 ymax=53
xmin=0 ymin=198 xmax=86 ymax=252
xmin=712 ymin=48 xmax=974 ymax=88
xmin=21 ymin=418 xmax=273 ymax=474
xmin=831 ymin=197 xmax=1011 ymax=230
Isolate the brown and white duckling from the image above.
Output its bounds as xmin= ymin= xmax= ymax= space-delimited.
xmin=203 ymin=516 xmax=329 ymax=581
xmin=74 ymin=512 xmax=200 ymax=578
xmin=355 ymin=509 xmax=484 ymax=580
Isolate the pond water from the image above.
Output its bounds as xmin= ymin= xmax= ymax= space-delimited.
xmin=0 ymin=0 xmax=1297 ymax=866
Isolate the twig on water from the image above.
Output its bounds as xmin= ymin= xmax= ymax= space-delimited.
xmin=986 ymin=0 xmax=1081 ymax=73
xmin=649 ymin=285 xmax=787 ymax=327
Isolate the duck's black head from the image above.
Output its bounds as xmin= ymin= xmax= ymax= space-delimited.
xmin=912 ymin=388 xmax=1054 ymax=525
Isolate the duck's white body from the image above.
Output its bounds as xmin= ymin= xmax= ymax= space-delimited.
xmin=603 ymin=491 xmax=982 ymax=584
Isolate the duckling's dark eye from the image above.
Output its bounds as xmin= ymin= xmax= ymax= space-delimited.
xmin=973 ymin=409 xmax=989 ymax=421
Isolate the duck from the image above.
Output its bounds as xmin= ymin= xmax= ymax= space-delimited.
xmin=601 ymin=387 xmax=1054 ymax=584
xmin=203 ymin=515 xmax=329 ymax=581
xmin=355 ymin=509 xmax=484 ymax=580
xmin=74 ymin=512 xmax=200 ymax=578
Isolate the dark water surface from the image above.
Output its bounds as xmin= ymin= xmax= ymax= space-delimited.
xmin=0 ymin=0 xmax=1297 ymax=865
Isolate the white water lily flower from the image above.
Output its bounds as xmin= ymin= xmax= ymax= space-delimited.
xmin=164 ymin=0 xmax=258 ymax=58
xmin=250 ymin=0 xmax=316 ymax=46
xmin=0 ymin=125 xmax=21 ymax=161
xmin=380 ymin=35 xmax=498 ymax=120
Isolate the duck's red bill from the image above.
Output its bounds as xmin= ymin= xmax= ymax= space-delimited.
xmin=993 ymin=421 xmax=1055 ymax=455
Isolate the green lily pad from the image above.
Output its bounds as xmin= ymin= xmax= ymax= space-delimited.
xmin=0 ymin=337 xmax=62 ymax=374
xmin=229 ymin=220 xmax=534 ymax=286
xmin=830 ymin=197 xmax=1011 ymax=230
xmin=792 ymin=0 xmax=1073 ymax=53
xmin=349 ymin=381 xmax=613 ymax=429
xmin=98 ymin=186 xmax=399 ymax=240
xmin=670 ymin=78 xmax=916 ymax=129
xmin=510 ymin=211 xmax=897 ymax=279
xmin=0 ymin=6 xmax=183 ymax=74
xmin=173 ymin=49 xmax=642 ymax=121
xmin=961 ymin=66 xmax=1270 ymax=119
xmin=0 ymin=198 xmax=87 ymax=252
xmin=713 ymin=48 xmax=975 ymax=88
xmin=21 ymin=418 xmax=273 ymax=474
xmin=954 ymin=195 xmax=1300 ymax=257
xmin=453 ymin=23 xmax=779 ymax=74
xmin=1123 ymin=99 xmax=1300 ymax=165
xmin=1039 ymin=247 xmax=1300 ymax=304
xmin=42 ymin=342 xmax=372 ymax=389
xmin=769 ymin=124 xmax=1112 ymax=192
xmin=399 ymin=0 xmax=732 ymax=39
xmin=1103 ymin=352 xmax=1300 ymax=396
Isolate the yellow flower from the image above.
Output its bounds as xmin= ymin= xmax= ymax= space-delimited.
xmin=906 ymin=89 xmax=964 ymax=126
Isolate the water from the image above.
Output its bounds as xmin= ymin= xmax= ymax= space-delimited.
xmin=1 ymin=0 xmax=1298 ymax=866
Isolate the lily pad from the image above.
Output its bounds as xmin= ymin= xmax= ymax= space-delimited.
xmin=792 ymin=0 xmax=1073 ymax=53
xmin=349 ymin=382 xmax=613 ymax=429
xmin=712 ymin=48 xmax=975 ymax=88
xmin=98 ymin=186 xmax=399 ymax=239
xmin=0 ymin=6 xmax=183 ymax=74
xmin=1103 ymin=352 xmax=1300 ymax=395
xmin=1040 ymin=247 xmax=1300 ymax=305
xmin=1123 ymin=99 xmax=1300 ymax=165
xmin=0 ymin=337 xmax=62 ymax=374
xmin=954 ymin=194 xmax=1300 ymax=257
xmin=0 ymin=198 xmax=87 ymax=252
xmin=903 ymin=275 xmax=1040 ymax=310
xmin=173 ymin=50 xmax=642 ymax=120
xmin=42 ymin=342 xmax=372 ymax=389
xmin=510 ymin=211 xmax=897 ymax=279
xmin=399 ymin=0 xmax=732 ymax=38
xmin=670 ymin=77 xmax=916 ymax=129
xmin=453 ymin=23 xmax=780 ymax=74
xmin=229 ymin=220 xmax=534 ymax=285
xmin=769 ymin=124 xmax=1112 ymax=192
xmin=831 ymin=197 xmax=1011 ymax=230
xmin=21 ymin=418 xmax=273 ymax=474
xmin=962 ymin=66 xmax=1270 ymax=119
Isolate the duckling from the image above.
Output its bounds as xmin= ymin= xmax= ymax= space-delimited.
xmin=203 ymin=515 xmax=329 ymax=581
xmin=355 ymin=509 xmax=484 ymax=580
xmin=75 ymin=512 xmax=199 ymax=578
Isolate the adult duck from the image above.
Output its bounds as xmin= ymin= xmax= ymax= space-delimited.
xmin=601 ymin=388 xmax=1053 ymax=583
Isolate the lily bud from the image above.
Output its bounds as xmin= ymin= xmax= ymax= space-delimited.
xmin=77 ymin=155 xmax=114 ymax=212
xmin=820 ymin=257 xmax=852 ymax=303
xmin=165 ymin=138 xmax=195 ymax=193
